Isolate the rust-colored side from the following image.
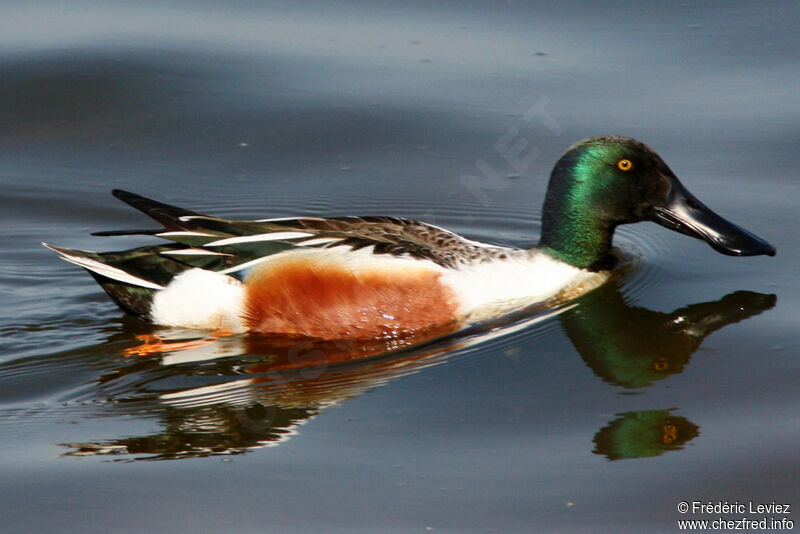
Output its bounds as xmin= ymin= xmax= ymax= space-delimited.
xmin=242 ymin=255 xmax=459 ymax=340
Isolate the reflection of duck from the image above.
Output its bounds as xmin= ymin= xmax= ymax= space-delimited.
xmin=560 ymin=281 xmax=776 ymax=388
xmin=593 ymin=409 xmax=699 ymax=460
xmin=45 ymin=137 xmax=774 ymax=343
xmin=63 ymin=332 xmax=471 ymax=460
xmin=59 ymin=282 xmax=774 ymax=460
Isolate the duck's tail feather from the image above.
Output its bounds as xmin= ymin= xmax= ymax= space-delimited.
xmin=92 ymin=228 xmax=162 ymax=237
xmin=110 ymin=189 xmax=204 ymax=231
xmin=105 ymin=190 xmax=265 ymax=238
xmin=43 ymin=242 xmax=189 ymax=317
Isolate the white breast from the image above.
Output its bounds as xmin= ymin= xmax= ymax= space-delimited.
xmin=440 ymin=252 xmax=607 ymax=318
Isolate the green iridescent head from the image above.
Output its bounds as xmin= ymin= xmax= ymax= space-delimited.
xmin=538 ymin=136 xmax=775 ymax=270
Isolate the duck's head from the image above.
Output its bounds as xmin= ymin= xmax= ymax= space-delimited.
xmin=538 ymin=136 xmax=775 ymax=270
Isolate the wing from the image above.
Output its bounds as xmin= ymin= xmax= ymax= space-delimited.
xmin=97 ymin=190 xmax=511 ymax=275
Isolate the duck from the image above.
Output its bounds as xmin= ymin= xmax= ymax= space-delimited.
xmin=44 ymin=136 xmax=775 ymax=341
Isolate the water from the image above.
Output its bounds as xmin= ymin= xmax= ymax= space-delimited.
xmin=1 ymin=2 xmax=798 ymax=532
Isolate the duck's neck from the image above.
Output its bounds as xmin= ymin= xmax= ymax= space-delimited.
xmin=537 ymin=215 xmax=616 ymax=271
xmin=536 ymin=165 xmax=617 ymax=271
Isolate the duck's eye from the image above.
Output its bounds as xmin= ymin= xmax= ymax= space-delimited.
xmin=617 ymin=159 xmax=633 ymax=171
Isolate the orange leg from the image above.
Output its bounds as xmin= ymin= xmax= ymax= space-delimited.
xmin=123 ymin=330 xmax=236 ymax=357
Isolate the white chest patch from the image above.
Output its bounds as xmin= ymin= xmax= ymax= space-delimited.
xmin=440 ymin=252 xmax=607 ymax=317
xmin=150 ymin=269 xmax=246 ymax=332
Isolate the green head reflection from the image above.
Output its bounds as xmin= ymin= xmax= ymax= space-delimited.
xmin=593 ymin=409 xmax=699 ymax=460
xmin=560 ymin=280 xmax=776 ymax=388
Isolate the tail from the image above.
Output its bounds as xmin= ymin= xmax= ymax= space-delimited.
xmin=94 ymin=190 xmax=257 ymax=238
xmin=43 ymin=242 xmax=187 ymax=317
xmin=43 ymin=190 xmax=262 ymax=316
xmin=97 ymin=189 xmax=204 ymax=233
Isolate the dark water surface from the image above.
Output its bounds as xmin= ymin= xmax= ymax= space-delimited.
xmin=1 ymin=2 xmax=798 ymax=533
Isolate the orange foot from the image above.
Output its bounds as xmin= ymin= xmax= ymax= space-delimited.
xmin=123 ymin=330 xmax=236 ymax=357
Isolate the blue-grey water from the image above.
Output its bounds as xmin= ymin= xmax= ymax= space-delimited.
xmin=1 ymin=2 xmax=798 ymax=533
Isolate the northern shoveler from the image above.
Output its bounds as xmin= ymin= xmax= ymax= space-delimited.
xmin=44 ymin=136 xmax=775 ymax=341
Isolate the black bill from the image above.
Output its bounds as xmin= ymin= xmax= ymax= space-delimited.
xmin=649 ymin=177 xmax=776 ymax=257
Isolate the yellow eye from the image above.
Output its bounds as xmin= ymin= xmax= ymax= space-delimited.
xmin=617 ymin=159 xmax=633 ymax=171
